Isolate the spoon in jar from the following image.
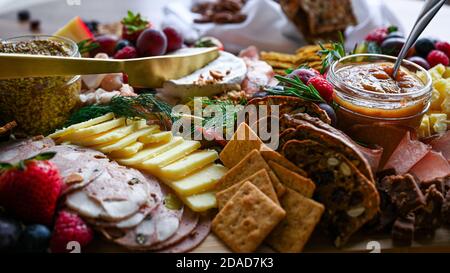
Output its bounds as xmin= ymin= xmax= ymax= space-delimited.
xmin=392 ymin=0 xmax=446 ymax=78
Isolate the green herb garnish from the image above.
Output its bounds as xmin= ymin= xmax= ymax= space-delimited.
xmin=121 ymin=10 xmax=149 ymax=35
xmin=266 ymin=75 xmax=326 ymax=103
xmin=318 ymin=32 xmax=347 ymax=74
xmin=77 ymin=39 xmax=99 ymax=55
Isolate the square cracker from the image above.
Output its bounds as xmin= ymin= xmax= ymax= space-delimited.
xmin=216 ymin=149 xmax=286 ymax=197
xmin=212 ymin=182 xmax=286 ymax=253
xmin=266 ymin=188 xmax=324 ymax=253
xmin=216 ymin=169 xmax=279 ymax=210
xmin=268 ymin=161 xmax=316 ymax=198
xmin=260 ymin=147 xmax=308 ymax=177
xmin=220 ymin=123 xmax=263 ymax=169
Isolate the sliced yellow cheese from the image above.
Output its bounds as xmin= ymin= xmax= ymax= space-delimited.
xmin=49 ymin=113 xmax=114 ymax=139
xmin=117 ymin=137 xmax=184 ymax=166
xmin=138 ymin=131 xmax=173 ymax=144
xmin=96 ymin=125 xmax=159 ymax=153
xmin=157 ymin=150 xmax=219 ymax=180
xmin=72 ymin=119 xmax=147 ymax=146
xmin=109 ymin=142 xmax=144 ymax=158
xmin=168 ymin=164 xmax=227 ymax=196
xmin=183 ymin=191 xmax=217 ymax=212
xmin=63 ymin=117 xmax=126 ymax=141
xmin=141 ymin=140 xmax=201 ymax=170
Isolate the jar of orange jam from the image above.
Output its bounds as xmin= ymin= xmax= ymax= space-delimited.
xmin=327 ymin=54 xmax=432 ymax=140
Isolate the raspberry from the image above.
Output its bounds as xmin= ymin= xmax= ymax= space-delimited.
xmin=307 ymin=76 xmax=334 ymax=102
xmin=435 ymin=41 xmax=450 ymax=58
xmin=114 ymin=46 xmax=138 ymax=59
xmin=365 ymin=27 xmax=388 ymax=45
xmin=50 ymin=210 xmax=93 ymax=253
xmin=427 ymin=50 xmax=450 ymax=68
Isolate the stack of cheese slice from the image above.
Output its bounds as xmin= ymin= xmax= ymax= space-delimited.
xmin=49 ymin=113 xmax=227 ymax=212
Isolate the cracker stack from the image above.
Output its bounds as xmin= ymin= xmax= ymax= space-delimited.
xmin=212 ymin=123 xmax=325 ymax=253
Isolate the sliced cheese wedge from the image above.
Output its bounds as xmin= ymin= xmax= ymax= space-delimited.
xmin=168 ymin=164 xmax=227 ymax=196
xmin=138 ymin=131 xmax=173 ymax=144
xmin=72 ymin=119 xmax=147 ymax=146
xmin=117 ymin=136 xmax=184 ymax=166
xmin=157 ymin=150 xmax=218 ymax=180
xmin=109 ymin=142 xmax=144 ymax=158
xmin=63 ymin=117 xmax=126 ymax=141
xmin=183 ymin=191 xmax=217 ymax=212
xmin=96 ymin=125 xmax=159 ymax=153
xmin=141 ymin=140 xmax=201 ymax=170
xmin=49 ymin=112 xmax=115 ymax=139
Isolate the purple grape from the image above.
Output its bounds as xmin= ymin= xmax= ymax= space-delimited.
xmin=318 ymin=103 xmax=337 ymax=127
xmin=288 ymin=68 xmax=320 ymax=84
xmin=407 ymin=56 xmax=431 ymax=70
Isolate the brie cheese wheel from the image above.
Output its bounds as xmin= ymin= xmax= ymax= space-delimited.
xmin=161 ymin=51 xmax=247 ymax=99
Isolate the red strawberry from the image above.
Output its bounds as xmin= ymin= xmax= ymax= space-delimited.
xmin=427 ymin=50 xmax=450 ymax=67
xmin=121 ymin=11 xmax=150 ymax=44
xmin=307 ymin=76 xmax=334 ymax=102
xmin=435 ymin=41 xmax=450 ymax=58
xmin=114 ymin=46 xmax=138 ymax=59
xmin=50 ymin=210 xmax=93 ymax=253
xmin=0 ymin=152 xmax=62 ymax=226
xmin=365 ymin=27 xmax=388 ymax=45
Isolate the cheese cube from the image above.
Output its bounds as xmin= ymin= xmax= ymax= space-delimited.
xmin=49 ymin=112 xmax=115 ymax=139
xmin=141 ymin=140 xmax=201 ymax=170
xmin=157 ymin=150 xmax=219 ymax=180
xmin=138 ymin=131 xmax=173 ymax=144
xmin=109 ymin=142 xmax=144 ymax=158
xmin=418 ymin=114 xmax=431 ymax=138
xmin=441 ymin=97 xmax=450 ymax=115
xmin=96 ymin=125 xmax=159 ymax=153
xmin=71 ymin=119 xmax=147 ymax=146
xmin=429 ymin=113 xmax=448 ymax=134
xmin=183 ymin=191 xmax=217 ymax=212
xmin=117 ymin=137 xmax=184 ymax=166
xmin=168 ymin=164 xmax=227 ymax=196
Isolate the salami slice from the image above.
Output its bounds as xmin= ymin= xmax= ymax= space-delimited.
xmin=159 ymin=214 xmax=211 ymax=253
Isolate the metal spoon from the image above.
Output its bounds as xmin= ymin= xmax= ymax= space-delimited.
xmin=392 ymin=0 xmax=446 ymax=78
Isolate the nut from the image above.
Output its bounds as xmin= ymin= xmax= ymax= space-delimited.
xmin=327 ymin=157 xmax=340 ymax=167
xmin=65 ymin=173 xmax=84 ymax=185
xmin=339 ymin=162 xmax=352 ymax=176
xmin=347 ymin=207 xmax=365 ymax=218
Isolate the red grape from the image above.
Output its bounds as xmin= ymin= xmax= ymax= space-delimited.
xmin=163 ymin=27 xmax=184 ymax=53
xmin=93 ymin=35 xmax=119 ymax=57
xmin=136 ymin=29 xmax=168 ymax=57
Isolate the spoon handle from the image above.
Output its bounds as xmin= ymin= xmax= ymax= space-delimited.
xmin=392 ymin=0 xmax=446 ymax=77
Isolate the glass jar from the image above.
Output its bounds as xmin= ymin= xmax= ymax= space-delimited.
xmin=327 ymin=54 xmax=432 ymax=141
xmin=0 ymin=35 xmax=81 ymax=135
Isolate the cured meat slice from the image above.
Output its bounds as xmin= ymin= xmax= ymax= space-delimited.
xmin=430 ymin=131 xmax=450 ymax=162
xmin=159 ymin=214 xmax=211 ymax=253
xmin=282 ymin=139 xmax=379 ymax=247
xmin=113 ymin=203 xmax=184 ymax=250
xmin=279 ymin=120 xmax=375 ymax=183
xmin=148 ymin=208 xmax=199 ymax=251
xmin=383 ymin=131 xmax=431 ymax=174
xmin=282 ymin=113 xmax=383 ymax=174
xmin=409 ymin=151 xmax=450 ymax=182
xmin=85 ymin=204 xmax=155 ymax=229
xmin=239 ymin=46 xmax=275 ymax=95
xmin=0 ymin=137 xmax=54 ymax=162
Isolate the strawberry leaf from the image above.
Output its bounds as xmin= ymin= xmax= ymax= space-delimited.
xmin=0 ymin=162 xmax=13 ymax=170
xmin=121 ymin=10 xmax=149 ymax=35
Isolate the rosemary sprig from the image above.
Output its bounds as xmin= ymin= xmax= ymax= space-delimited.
xmin=318 ymin=32 xmax=346 ymax=74
xmin=77 ymin=39 xmax=99 ymax=55
xmin=266 ymin=75 xmax=326 ymax=103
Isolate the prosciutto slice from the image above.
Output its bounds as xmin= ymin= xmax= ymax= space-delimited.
xmin=383 ymin=131 xmax=431 ymax=174
xmin=430 ymin=131 xmax=450 ymax=162
xmin=239 ymin=46 xmax=275 ymax=95
xmin=409 ymin=151 xmax=450 ymax=182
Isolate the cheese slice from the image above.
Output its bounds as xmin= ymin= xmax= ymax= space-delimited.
xmin=139 ymin=131 xmax=173 ymax=144
xmin=96 ymin=125 xmax=159 ymax=153
xmin=183 ymin=191 xmax=217 ymax=212
xmin=109 ymin=142 xmax=144 ymax=158
xmin=141 ymin=140 xmax=201 ymax=171
xmin=49 ymin=112 xmax=115 ymax=139
xmin=168 ymin=164 xmax=227 ymax=196
xmin=117 ymin=137 xmax=184 ymax=166
xmin=161 ymin=51 xmax=247 ymax=99
xmin=64 ymin=117 xmax=126 ymax=141
xmin=157 ymin=150 xmax=219 ymax=180
xmin=71 ymin=119 xmax=147 ymax=146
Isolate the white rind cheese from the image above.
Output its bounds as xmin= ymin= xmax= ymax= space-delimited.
xmin=161 ymin=51 xmax=247 ymax=99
